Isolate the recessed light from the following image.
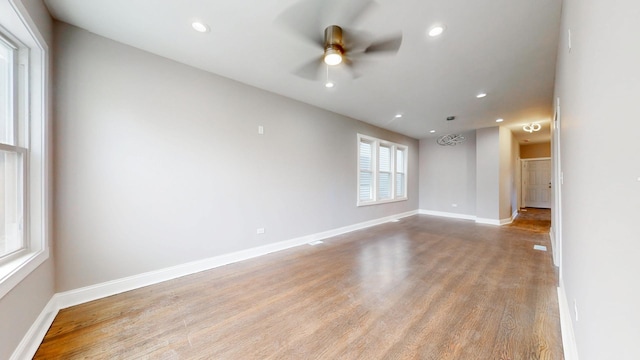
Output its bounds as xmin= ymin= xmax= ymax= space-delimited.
xmin=496 ymin=118 xmax=504 ymax=123
xmin=325 ymin=82 xmax=335 ymax=88
xmin=395 ymin=114 xmax=403 ymax=118
xmin=191 ymin=22 xmax=209 ymax=33
xmin=428 ymin=25 xmax=445 ymax=37
xmin=476 ymin=93 xmax=487 ymax=98
xmin=430 ymin=130 xmax=436 ymax=133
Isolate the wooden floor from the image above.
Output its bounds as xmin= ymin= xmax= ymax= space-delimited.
xmin=35 ymin=210 xmax=563 ymax=359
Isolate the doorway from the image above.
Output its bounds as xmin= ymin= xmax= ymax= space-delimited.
xmin=521 ymin=158 xmax=551 ymax=209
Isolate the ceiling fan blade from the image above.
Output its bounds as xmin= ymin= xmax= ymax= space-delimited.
xmin=340 ymin=0 xmax=379 ymax=27
xmin=274 ymin=0 xmax=325 ymax=47
xmin=364 ymin=34 xmax=403 ymax=54
xmin=341 ymin=27 xmax=372 ymax=52
xmin=293 ymin=57 xmax=323 ymax=80
xmin=342 ymin=56 xmax=363 ymax=79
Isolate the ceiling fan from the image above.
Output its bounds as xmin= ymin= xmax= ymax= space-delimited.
xmin=276 ymin=0 xmax=403 ymax=80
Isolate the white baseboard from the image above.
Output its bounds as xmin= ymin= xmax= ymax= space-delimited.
xmin=55 ymin=209 xmax=418 ymax=309
xmin=420 ymin=209 xmax=516 ymax=226
xmin=557 ymin=282 xmax=579 ymax=360
xmin=475 ymin=217 xmax=501 ymax=225
xmin=10 ymin=295 xmax=60 ymax=360
xmin=499 ymin=210 xmax=519 ymax=226
xmin=418 ymin=209 xmax=476 ymax=221
xmin=12 ymin=210 xmax=418 ymax=360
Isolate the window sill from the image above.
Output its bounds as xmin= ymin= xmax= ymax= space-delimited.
xmin=357 ymin=197 xmax=408 ymax=207
xmin=0 ymin=249 xmax=49 ymax=299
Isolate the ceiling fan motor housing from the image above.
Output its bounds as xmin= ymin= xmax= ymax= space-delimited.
xmin=324 ymin=25 xmax=344 ymax=53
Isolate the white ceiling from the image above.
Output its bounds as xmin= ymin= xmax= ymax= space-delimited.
xmin=44 ymin=0 xmax=562 ymax=143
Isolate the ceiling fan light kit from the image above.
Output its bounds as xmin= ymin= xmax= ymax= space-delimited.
xmin=323 ymin=25 xmax=344 ymax=66
xmin=277 ymin=1 xmax=402 ymax=82
xmin=324 ymin=47 xmax=343 ymax=65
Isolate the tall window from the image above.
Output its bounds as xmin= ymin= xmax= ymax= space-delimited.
xmin=359 ymin=139 xmax=374 ymax=202
xmin=0 ymin=0 xmax=48 ymax=300
xmin=357 ymin=134 xmax=408 ymax=206
xmin=0 ymin=32 xmax=25 ymax=260
xmin=396 ymin=147 xmax=406 ymax=198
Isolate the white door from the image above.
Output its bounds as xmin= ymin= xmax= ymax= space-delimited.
xmin=522 ymin=159 xmax=551 ymax=208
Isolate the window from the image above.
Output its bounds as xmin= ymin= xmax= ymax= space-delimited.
xmin=0 ymin=32 xmax=26 ymax=260
xmin=395 ymin=147 xmax=406 ymax=197
xmin=358 ymin=139 xmax=374 ymax=202
xmin=0 ymin=1 xmax=48 ymax=299
xmin=357 ymin=134 xmax=408 ymax=206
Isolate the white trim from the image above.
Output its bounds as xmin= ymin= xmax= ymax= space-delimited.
xmin=475 ymin=217 xmax=502 ymax=226
xmin=419 ymin=209 xmax=517 ymax=226
xmin=557 ymin=282 xmax=579 ymax=360
xmin=499 ymin=209 xmax=519 ymax=225
xmin=418 ymin=209 xmax=476 ymax=221
xmin=357 ymin=133 xmax=408 ymax=206
xmin=522 ymin=157 xmax=552 ymax=161
xmin=477 ymin=216 xmax=514 ymax=226
xmin=0 ymin=249 xmax=48 ymax=299
xmin=552 ymin=97 xmax=563 ymax=272
xmin=9 ymin=295 xmax=59 ymax=360
xmin=0 ymin=0 xmax=50 ymax=300
xmin=53 ymin=209 xmax=417 ymax=310
xmin=11 ymin=210 xmax=419 ymax=359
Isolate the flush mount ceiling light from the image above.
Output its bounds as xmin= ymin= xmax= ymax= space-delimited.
xmin=191 ymin=22 xmax=209 ymax=33
xmin=428 ymin=25 xmax=445 ymax=37
xmin=430 ymin=130 xmax=436 ymax=133
xmin=496 ymin=118 xmax=504 ymax=123
xmin=523 ymin=123 xmax=542 ymax=133
xmin=325 ymin=82 xmax=335 ymax=88
xmin=395 ymin=114 xmax=403 ymax=118
xmin=476 ymin=92 xmax=487 ymax=98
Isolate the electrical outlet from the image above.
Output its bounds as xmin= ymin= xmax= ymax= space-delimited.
xmin=574 ymin=299 xmax=579 ymax=321
xmin=256 ymin=228 xmax=265 ymax=235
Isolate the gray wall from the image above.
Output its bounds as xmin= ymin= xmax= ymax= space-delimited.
xmin=475 ymin=127 xmax=500 ymax=220
xmin=53 ymin=22 xmax=419 ymax=292
xmin=420 ymin=127 xmax=517 ymax=222
xmin=418 ymin=131 xmax=476 ymax=216
xmin=554 ymin=0 xmax=640 ymax=358
xmin=498 ymin=127 xmax=517 ymax=219
xmin=0 ymin=1 xmax=54 ymax=359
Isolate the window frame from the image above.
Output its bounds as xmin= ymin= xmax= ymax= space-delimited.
xmin=357 ymin=134 xmax=408 ymax=206
xmin=395 ymin=146 xmax=407 ymax=198
xmin=0 ymin=0 xmax=49 ymax=300
xmin=0 ymin=29 xmax=28 ymax=262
